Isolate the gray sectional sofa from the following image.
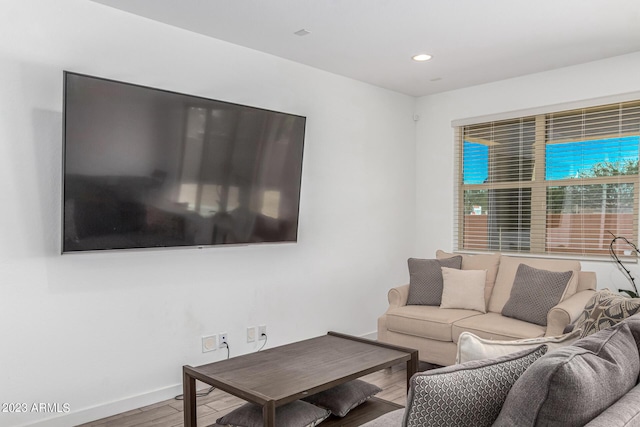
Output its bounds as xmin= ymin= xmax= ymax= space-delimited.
xmin=364 ymin=313 xmax=640 ymax=427
xmin=378 ymin=251 xmax=597 ymax=365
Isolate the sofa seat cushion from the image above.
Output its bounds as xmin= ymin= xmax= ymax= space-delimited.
xmin=386 ymin=305 xmax=483 ymax=342
xmin=452 ymin=312 xmax=546 ymax=342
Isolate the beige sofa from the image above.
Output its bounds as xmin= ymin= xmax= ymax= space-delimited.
xmin=377 ymin=251 xmax=597 ymax=366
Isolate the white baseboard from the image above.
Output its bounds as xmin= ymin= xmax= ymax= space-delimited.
xmin=360 ymin=331 xmax=378 ymax=340
xmin=17 ymin=331 xmax=380 ymax=427
xmin=16 ymin=384 xmax=184 ymax=427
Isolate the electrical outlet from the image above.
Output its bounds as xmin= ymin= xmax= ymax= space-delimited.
xmin=202 ymin=335 xmax=217 ymax=353
xmin=219 ymin=332 xmax=228 ymax=348
xmin=258 ymin=325 xmax=267 ymax=341
xmin=247 ymin=326 xmax=256 ymax=343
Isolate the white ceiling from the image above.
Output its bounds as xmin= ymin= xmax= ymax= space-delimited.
xmin=91 ymin=0 xmax=640 ymax=97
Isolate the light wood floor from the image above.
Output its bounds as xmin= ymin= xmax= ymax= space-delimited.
xmin=77 ymin=366 xmax=408 ymax=427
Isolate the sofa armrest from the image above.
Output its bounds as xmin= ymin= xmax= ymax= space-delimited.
xmin=545 ymin=289 xmax=596 ymax=336
xmin=388 ymin=284 xmax=410 ymax=308
xmin=577 ymin=271 xmax=597 ymax=292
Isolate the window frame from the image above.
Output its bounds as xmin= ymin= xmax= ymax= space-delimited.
xmin=454 ymin=104 xmax=640 ymax=259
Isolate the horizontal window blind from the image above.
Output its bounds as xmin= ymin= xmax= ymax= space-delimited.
xmin=454 ymin=101 xmax=640 ymax=257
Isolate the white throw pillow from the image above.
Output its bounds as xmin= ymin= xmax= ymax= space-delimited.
xmin=440 ymin=267 xmax=487 ymax=313
xmin=456 ymin=329 xmax=582 ymax=364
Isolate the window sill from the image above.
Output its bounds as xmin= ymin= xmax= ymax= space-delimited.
xmin=452 ymin=249 xmax=638 ymax=264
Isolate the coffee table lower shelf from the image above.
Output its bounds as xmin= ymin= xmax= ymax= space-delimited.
xmin=320 ymin=397 xmax=404 ymax=426
xmin=209 ymin=397 xmax=403 ymax=427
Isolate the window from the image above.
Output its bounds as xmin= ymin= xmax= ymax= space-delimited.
xmin=456 ymin=101 xmax=640 ymax=257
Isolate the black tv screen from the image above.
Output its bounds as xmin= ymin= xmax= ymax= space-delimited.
xmin=62 ymin=72 xmax=305 ymax=253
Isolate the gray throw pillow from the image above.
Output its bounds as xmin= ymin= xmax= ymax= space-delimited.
xmin=406 ymin=256 xmax=462 ymax=305
xmin=402 ymin=345 xmax=547 ymax=427
xmin=216 ymin=400 xmax=330 ymax=427
xmin=302 ymin=379 xmax=381 ymax=417
xmin=501 ymin=264 xmax=572 ymax=326
xmin=493 ymin=319 xmax=640 ymax=427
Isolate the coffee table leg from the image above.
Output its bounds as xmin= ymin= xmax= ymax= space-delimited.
xmin=183 ymin=370 xmax=197 ymax=427
xmin=263 ymin=400 xmax=276 ymax=427
xmin=406 ymin=350 xmax=419 ymax=390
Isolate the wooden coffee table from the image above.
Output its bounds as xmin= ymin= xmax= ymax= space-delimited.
xmin=183 ymin=331 xmax=418 ymax=427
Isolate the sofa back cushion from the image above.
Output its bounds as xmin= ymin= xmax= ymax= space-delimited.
xmin=487 ymin=256 xmax=580 ymax=314
xmin=493 ymin=317 xmax=640 ymax=427
xmin=436 ymin=251 xmax=501 ymax=305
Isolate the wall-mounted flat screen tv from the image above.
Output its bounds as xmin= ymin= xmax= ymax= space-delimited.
xmin=63 ymin=72 xmax=305 ymax=253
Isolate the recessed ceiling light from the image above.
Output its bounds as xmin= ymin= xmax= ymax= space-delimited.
xmin=294 ymin=29 xmax=311 ymax=36
xmin=412 ymin=54 xmax=432 ymax=62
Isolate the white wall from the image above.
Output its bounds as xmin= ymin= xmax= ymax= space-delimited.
xmin=0 ymin=1 xmax=416 ymax=426
xmin=415 ymin=51 xmax=640 ymax=291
